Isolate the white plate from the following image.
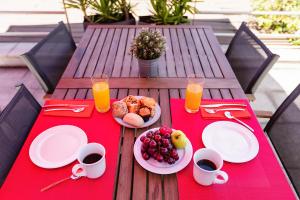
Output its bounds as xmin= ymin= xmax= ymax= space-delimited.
xmin=113 ymin=96 xmax=161 ymax=128
xmin=29 ymin=125 xmax=88 ymax=169
xmin=134 ymin=128 xmax=193 ymax=174
xmin=202 ymin=121 xmax=259 ymax=163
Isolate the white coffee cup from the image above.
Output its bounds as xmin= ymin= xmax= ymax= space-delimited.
xmin=193 ymin=148 xmax=228 ymax=186
xmin=72 ymin=143 xmax=106 ymax=179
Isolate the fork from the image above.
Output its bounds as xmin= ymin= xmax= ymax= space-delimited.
xmin=205 ymin=108 xmax=245 ymax=114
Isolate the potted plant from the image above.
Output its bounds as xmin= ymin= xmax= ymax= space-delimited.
xmin=130 ymin=29 xmax=166 ymax=77
xmin=64 ymin=0 xmax=135 ymax=29
xmin=139 ymin=0 xmax=196 ymax=25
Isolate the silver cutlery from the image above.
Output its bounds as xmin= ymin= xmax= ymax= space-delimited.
xmin=224 ymin=111 xmax=254 ymax=132
xmin=205 ymin=108 xmax=245 ymax=114
xmin=41 ymin=174 xmax=81 ymax=192
xmin=44 ymin=107 xmax=85 ymax=113
xmin=201 ymin=103 xmax=246 ymax=108
xmin=43 ymin=104 xmax=89 ymax=108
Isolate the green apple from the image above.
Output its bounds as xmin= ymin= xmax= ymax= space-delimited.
xmin=171 ymin=130 xmax=187 ymax=149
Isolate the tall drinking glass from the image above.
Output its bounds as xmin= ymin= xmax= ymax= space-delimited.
xmin=185 ymin=76 xmax=204 ymax=113
xmin=92 ymin=75 xmax=110 ymax=113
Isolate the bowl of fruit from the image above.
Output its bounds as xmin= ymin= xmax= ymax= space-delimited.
xmin=133 ymin=126 xmax=193 ymax=174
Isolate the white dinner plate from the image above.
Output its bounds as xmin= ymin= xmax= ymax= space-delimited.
xmin=29 ymin=125 xmax=88 ymax=169
xmin=202 ymin=121 xmax=259 ymax=163
xmin=134 ymin=128 xmax=193 ymax=174
xmin=113 ymin=96 xmax=161 ymax=128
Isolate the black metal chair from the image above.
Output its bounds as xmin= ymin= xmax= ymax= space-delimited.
xmin=21 ymin=21 xmax=76 ymax=93
xmin=264 ymin=84 xmax=300 ymax=196
xmin=0 ymin=84 xmax=41 ymax=187
xmin=226 ymin=22 xmax=279 ymax=98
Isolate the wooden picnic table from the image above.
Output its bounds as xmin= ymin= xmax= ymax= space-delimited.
xmin=52 ymin=25 xmax=246 ymax=200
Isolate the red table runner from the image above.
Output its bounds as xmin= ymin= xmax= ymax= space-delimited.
xmin=0 ymin=100 xmax=120 ymax=200
xmin=171 ymin=99 xmax=296 ymax=200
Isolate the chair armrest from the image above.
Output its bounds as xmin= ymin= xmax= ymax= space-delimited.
xmin=254 ymin=110 xmax=273 ymax=118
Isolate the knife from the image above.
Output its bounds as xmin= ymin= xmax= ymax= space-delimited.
xmin=201 ymin=103 xmax=246 ymax=108
xmin=43 ymin=104 xmax=89 ymax=108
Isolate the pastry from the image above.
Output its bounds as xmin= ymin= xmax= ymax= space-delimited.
xmin=124 ymin=95 xmax=139 ymax=106
xmin=123 ymin=113 xmax=144 ymax=127
xmin=128 ymin=103 xmax=140 ymax=113
xmin=112 ymin=101 xmax=128 ymax=118
xmin=138 ymin=107 xmax=151 ymax=122
xmin=140 ymin=97 xmax=156 ymax=109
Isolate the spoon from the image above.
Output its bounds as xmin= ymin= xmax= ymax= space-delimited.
xmin=224 ymin=111 xmax=254 ymax=132
xmin=41 ymin=174 xmax=82 ymax=192
xmin=205 ymin=108 xmax=245 ymax=114
xmin=44 ymin=107 xmax=85 ymax=113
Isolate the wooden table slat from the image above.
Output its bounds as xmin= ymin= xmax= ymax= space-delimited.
xmin=170 ymin=29 xmax=185 ymax=77
xmin=93 ymin=28 xmax=115 ymax=76
xmin=63 ymin=28 xmax=94 ymax=78
xmin=75 ymin=29 xmax=101 ymax=78
xmin=196 ymin=28 xmax=223 ymax=78
xmin=57 ymin=78 xmax=240 ymax=89
xmin=83 ymin=29 xmax=108 ymax=77
xmin=190 ymin=28 xmax=214 ymax=78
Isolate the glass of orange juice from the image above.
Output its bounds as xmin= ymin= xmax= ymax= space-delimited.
xmin=185 ymin=75 xmax=204 ymax=113
xmin=91 ymin=74 xmax=110 ymax=113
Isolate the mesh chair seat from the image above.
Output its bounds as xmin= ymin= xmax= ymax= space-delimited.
xmin=21 ymin=22 xmax=76 ymax=93
xmin=0 ymin=84 xmax=41 ymax=187
xmin=264 ymin=84 xmax=300 ymax=196
xmin=226 ymin=22 xmax=279 ymax=94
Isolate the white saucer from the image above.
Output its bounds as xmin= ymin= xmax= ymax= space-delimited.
xmin=29 ymin=125 xmax=88 ymax=169
xmin=202 ymin=121 xmax=259 ymax=163
xmin=134 ymin=127 xmax=193 ymax=174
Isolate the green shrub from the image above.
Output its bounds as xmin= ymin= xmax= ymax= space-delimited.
xmin=252 ymin=0 xmax=300 ymax=34
xmin=150 ymin=0 xmax=197 ymax=25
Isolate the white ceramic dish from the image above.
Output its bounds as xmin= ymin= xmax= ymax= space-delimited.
xmin=29 ymin=125 xmax=88 ymax=169
xmin=202 ymin=121 xmax=259 ymax=163
xmin=113 ymin=96 xmax=161 ymax=128
xmin=134 ymin=127 xmax=193 ymax=174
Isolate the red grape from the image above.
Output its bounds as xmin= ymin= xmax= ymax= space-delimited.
xmin=149 ymin=140 xmax=157 ymax=148
xmin=154 ymin=135 xmax=161 ymax=142
xmin=140 ymin=136 xmax=146 ymax=142
xmin=159 ymin=126 xmax=172 ymax=135
xmin=142 ymin=153 xmax=150 ymax=160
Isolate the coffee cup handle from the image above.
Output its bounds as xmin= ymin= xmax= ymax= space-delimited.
xmin=72 ymin=164 xmax=87 ymax=177
xmin=213 ymin=170 xmax=228 ymax=184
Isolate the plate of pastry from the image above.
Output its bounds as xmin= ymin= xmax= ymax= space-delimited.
xmin=112 ymin=95 xmax=161 ymax=128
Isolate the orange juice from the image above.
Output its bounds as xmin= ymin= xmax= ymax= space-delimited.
xmin=185 ymin=83 xmax=203 ymax=113
xmin=92 ymin=81 xmax=110 ymax=113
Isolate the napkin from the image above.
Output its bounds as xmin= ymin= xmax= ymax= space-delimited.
xmin=200 ymin=99 xmax=251 ymax=119
xmin=43 ymin=99 xmax=94 ymax=118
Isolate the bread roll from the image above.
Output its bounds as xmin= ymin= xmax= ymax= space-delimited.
xmin=112 ymin=101 xmax=128 ymax=118
xmin=123 ymin=113 xmax=144 ymax=127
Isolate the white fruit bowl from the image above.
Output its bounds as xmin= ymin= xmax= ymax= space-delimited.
xmin=133 ymin=127 xmax=193 ymax=174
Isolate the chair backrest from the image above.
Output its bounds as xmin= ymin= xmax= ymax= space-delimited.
xmin=264 ymin=84 xmax=300 ymax=196
xmin=264 ymin=84 xmax=300 ymax=133
xmin=0 ymin=84 xmax=41 ymax=187
xmin=225 ymin=22 xmax=279 ymax=94
xmin=21 ymin=21 xmax=76 ymax=93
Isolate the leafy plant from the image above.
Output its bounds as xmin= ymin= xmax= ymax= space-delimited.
xmin=252 ymin=0 xmax=300 ymax=34
xmin=64 ymin=0 xmax=92 ymax=22
xmin=64 ymin=0 xmax=134 ymax=23
xmin=89 ymin=0 xmax=123 ymax=22
xmin=130 ymin=29 xmax=166 ymax=60
xmin=150 ymin=0 xmax=196 ymax=25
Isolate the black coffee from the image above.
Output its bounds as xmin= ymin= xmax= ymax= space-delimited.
xmin=83 ymin=153 xmax=102 ymax=164
xmin=197 ymin=159 xmax=217 ymax=171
